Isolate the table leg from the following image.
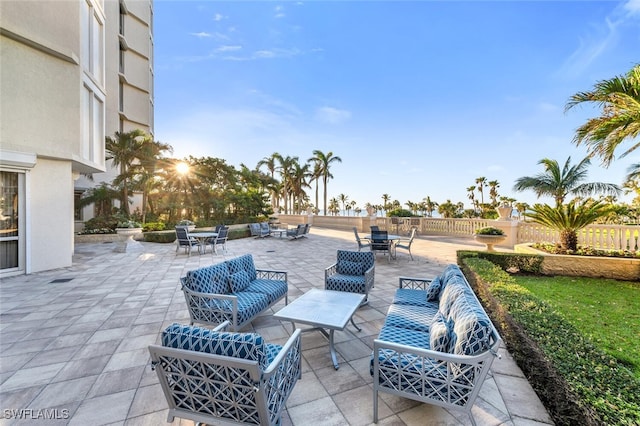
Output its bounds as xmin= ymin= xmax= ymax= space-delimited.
xmin=328 ymin=329 xmax=339 ymax=370
xmin=350 ymin=317 xmax=361 ymax=332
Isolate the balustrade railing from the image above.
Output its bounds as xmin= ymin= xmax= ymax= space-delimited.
xmin=275 ymin=214 xmax=639 ymax=250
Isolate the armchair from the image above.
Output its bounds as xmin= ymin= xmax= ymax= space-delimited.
xmin=325 ymin=250 xmax=375 ymax=305
xmin=395 ymin=227 xmax=416 ymax=260
xmin=352 ymin=227 xmax=371 ymax=251
xmin=149 ymin=321 xmax=302 ymax=426
xmin=370 ymin=230 xmax=393 ymax=262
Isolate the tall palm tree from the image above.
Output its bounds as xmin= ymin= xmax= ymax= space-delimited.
xmin=423 ymin=196 xmax=438 ymax=217
xmin=381 ymin=194 xmax=390 ymax=213
xmin=527 ymin=200 xmax=612 ymax=251
xmin=276 ymin=155 xmax=298 ymax=214
xmin=565 ymin=64 xmax=640 ymax=167
xmin=338 ymin=193 xmax=349 ymax=215
xmin=488 ymin=180 xmax=500 ymax=206
xmin=475 ymin=177 xmax=487 ymax=205
xmin=466 ymin=186 xmax=476 ymax=213
xmin=257 ymin=153 xmax=280 ymax=210
xmin=105 ymin=129 xmax=150 ymax=216
xmin=309 ymin=150 xmax=342 ymax=215
xmin=134 ymin=139 xmax=173 ymax=223
xmin=513 ymin=156 xmax=620 ymax=207
xmin=289 ymin=162 xmax=311 ymax=214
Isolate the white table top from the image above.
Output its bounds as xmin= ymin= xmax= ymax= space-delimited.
xmin=273 ymin=289 xmax=365 ymax=330
xmin=189 ymin=232 xmax=218 ymax=238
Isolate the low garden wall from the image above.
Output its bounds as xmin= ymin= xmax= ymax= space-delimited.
xmin=515 ymin=243 xmax=640 ymax=281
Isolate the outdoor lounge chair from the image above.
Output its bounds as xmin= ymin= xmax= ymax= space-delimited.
xmin=149 ymin=321 xmax=302 ymax=426
xmin=211 ymin=225 xmax=229 ymax=254
xmin=249 ymin=222 xmax=271 ymax=238
xmin=325 ymin=250 xmax=375 ymax=305
xmin=175 ymin=225 xmax=200 ymax=256
xmin=352 ymin=227 xmax=371 ymax=251
xmin=395 ymin=227 xmax=416 ymax=260
xmin=286 ymin=224 xmax=306 ymax=239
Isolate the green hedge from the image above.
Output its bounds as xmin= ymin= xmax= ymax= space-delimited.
xmin=457 ymin=250 xmax=543 ymax=274
xmin=461 ymin=257 xmax=640 ymax=426
xmin=143 ymin=230 xmax=176 ymax=243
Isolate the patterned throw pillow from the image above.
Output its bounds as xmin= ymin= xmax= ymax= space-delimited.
xmin=425 ymin=277 xmax=442 ymax=302
xmin=429 ymin=313 xmax=451 ymax=352
xmin=337 ymin=260 xmax=363 ymax=276
xmin=229 ymin=270 xmax=251 ymax=293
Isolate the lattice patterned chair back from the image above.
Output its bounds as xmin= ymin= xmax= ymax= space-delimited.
xmin=325 ymin=250 xmax=375 ymax=304
xmin=149 ymin=322 xmax=302 ymax=426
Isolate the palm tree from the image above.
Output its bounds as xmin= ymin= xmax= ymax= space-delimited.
xmin=527 ymin=200 xmax=612 ymax=251
xmin=381 ymin=194 xmax=390 ymax=213
xmin=276 ymin=155 xmax=298 ymax=214
xmin=466 ymin=186 xmax=476 ymax=213
xmin=423 ymin=196 xmax=438 ymax=217
xmin=257 ymin=153 xmax=280 ymax=210
xmin=338 ymin=193 xmax=349 ymax=215
xmin=513 ymin=156 xmax=620 ymax=207
xmin=105 ymin=129 xmax=150 ymax=216
xmin=488 ymin=180 xmax=500 ymax=206
xmin=77 ymin=183 xmax=120 ymax=217
xmin=565 ymin=64 xmax=640 ymax=167
xmin=475 ymin=177 xmax=487 ymax=205
xmin=309 ymin=150 xmax=342 ymax=215
xmin=133 ymin=139 xmax=173 ymax=223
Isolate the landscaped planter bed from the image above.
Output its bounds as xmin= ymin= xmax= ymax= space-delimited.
xmin=515 ymin=243 xmax=640 ymax=281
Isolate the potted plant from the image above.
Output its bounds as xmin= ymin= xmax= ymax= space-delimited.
xmin=114 ymin=220 xmax=143 ymax=252
xmin=474 ymin=227 xmax=507 ymax=252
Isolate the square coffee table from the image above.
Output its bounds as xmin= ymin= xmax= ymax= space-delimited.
xmin=273 ymin=288 xmax=365 ymax=369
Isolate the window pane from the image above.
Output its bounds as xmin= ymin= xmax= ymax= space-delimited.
xmin=92 ymin=95 xmax=104 ymax=164
xmin=81 ymin=0 xmax=90 ymax=70
xmin=92 ymin=13 xmax=104 ymax=84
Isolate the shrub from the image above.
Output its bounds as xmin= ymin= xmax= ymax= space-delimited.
xmin=116 ymin=219 xmax=142 ymax=228
xmin=386 ymin=208 xmax=413 ymax=217
xmin=143 ymin=230 xmax=176 ymax=243
xmin=461 ymin=257 xmax=640 ymax=425
xmin=457 ymin=250 xmax=543 ymax=274
xmin=143 ymin=222 xmax=166 ymax=232
xmin=475 ymin=226 xmax=505 ymax=235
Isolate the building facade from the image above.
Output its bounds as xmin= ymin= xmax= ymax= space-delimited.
xmin=0 ymin=0 xmax=154 ymax=276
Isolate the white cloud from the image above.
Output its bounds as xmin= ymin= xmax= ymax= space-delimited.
xmin=623 ymin=0 xmax=640 ymax=15
xmin=215 ymin=45 xmax=242 ymax=52
xmin=190 ymin=32 xmax=212 ymax=38
xmin=213 ymin=13 xmax=225 ymax=21
xmin=315 ymin=107 xmax=352 ymax=124
xmin=274 ymin=5 xmax=285 ymax=19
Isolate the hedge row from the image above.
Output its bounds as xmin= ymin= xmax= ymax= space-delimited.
xmin=143 ymin=227 xmax=251 ymax=244
xmin=460 ymin=255 xmax=640 ymax=425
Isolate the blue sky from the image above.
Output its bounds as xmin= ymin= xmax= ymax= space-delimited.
xmin=154 ymin=0 xmax=640 ymax=211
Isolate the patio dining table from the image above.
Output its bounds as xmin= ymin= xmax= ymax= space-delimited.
xmin=363 ymin=233 xmax=402 ymax=259
xmin=188 ymin=231 xmax=218 ymax=254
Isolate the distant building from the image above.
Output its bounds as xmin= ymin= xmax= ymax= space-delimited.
xmin=0 ymin=0 xmax=154 ymax=276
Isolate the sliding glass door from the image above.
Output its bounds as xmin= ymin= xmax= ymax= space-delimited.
xmin=0 ymin=171 xmax=24 ymax=273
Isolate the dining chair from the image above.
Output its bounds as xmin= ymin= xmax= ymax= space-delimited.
xmin=175 ymin=225 xmax=200 ymax=256
xmin=212 ymin=226 xmax=229 ymax=254
xmin=395 ymin=227 xmax=416 ymax=260
xmin=370 ymin=230 xmax=393 ymax=262
xmin=352 ymin=227 xmax=371 ymax=251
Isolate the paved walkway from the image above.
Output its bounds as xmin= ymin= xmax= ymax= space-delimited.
xmin=0 ymin=228 xmax=554 ymax=425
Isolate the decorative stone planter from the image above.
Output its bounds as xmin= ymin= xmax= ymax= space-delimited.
xmin=114 ymin=228 xmax=143 ymax=253
xmin=474 ymin=234 xmax=507 ymax=252
xmin=496 ymin=206 xmax=513 ymax=221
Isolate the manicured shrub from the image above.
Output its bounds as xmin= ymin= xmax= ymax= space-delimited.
xmin=461 ymin=257 xmax=640 ymax=425
xmin=143 ymin=230 xmax=176 ymax=243
xmin=457 ymin=250 xmax=543 ymax=274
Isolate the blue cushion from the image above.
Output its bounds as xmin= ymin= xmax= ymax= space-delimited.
xmin=337 ymin=260 xmax=363 ymax=275
xmin=183 ymin=263 xmax=230 ymax=294
xmin=383 ymin=304 xmax=438 ymax=333
xmin=226 ymin=254 xmax=257 ymax=281
xmin=393 ymin=288 xmax=432 ymax=308
xmin=162 ymin=323 xmax=269 ymax=368
xmin=326 ymin=275 xmax=367 ymax=294
xmin=336 ymin=250 xmax=374 ymax=272
xmin=426 ymin=277 xmax=442 ymax=302
xmin=229 ymin=270 xmax=251 ymax=293
xmin=429 ymin=313 xmax=451 ymax=353
xmin=245 ymin=279 xmax=288 ymax=304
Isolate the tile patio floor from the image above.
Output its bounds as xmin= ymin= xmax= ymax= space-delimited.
xmin=0 ymin=227 xmax=554 ymax=425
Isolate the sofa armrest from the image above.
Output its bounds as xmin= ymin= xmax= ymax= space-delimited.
xmin=364 ymin=265 xmax=375 ymax=291
xmin=181 ymin=286 xmax=240 ymax=328
xmin=256 ymin=269 xmax=287 ymax=282
xmin=398 ymin=276 xmax=432 ymax=290
xmin=263 ymin=329 xmax=302 ymax=375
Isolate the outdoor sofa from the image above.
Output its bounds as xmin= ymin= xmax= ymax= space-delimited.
xmin=249 ymin=222 xmax=271 ymax=238
xmin=180 ymin=254 xmax=288 ymax=331
xmin=371 ymin=264 xmax=502 ymax=425
xmin=149 ymin=320 xmax=302 ymax=425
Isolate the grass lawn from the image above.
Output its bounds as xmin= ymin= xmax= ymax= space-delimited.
xmin=513 ymin=275 xmax=640 ymax=379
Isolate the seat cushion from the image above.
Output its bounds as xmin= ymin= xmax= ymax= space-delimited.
xmin=337 ymin=260 xmax=363 ymax=275
xmin=245 ymin=279 xmax=288 ymax=304
xmin=378 ymin=325 xmax=431 ymax=349
xmin=183 ymin=263 xmax=230 ymax=294
xmin=384 ymin=303 xmax=438 ymax=333
xmin=162 ymin=323 xmax=270 ymax=368
xmin=429 ymin=313 xmax=451 ymax=353
xmin=392 ymin=288 xmax=433 ymax=308
xmin=226 ymin=254 xmax=257 ymax=281
xmin=326 ymin=274 xmax=367 ymax=294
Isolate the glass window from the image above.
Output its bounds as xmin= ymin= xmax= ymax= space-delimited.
xmin=0 ymin=171 xmax=20 ymax=270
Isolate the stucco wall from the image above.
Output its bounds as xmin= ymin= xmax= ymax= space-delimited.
xmin=30 ymin=158 xmax=74 ymax=272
